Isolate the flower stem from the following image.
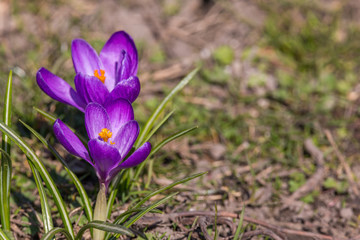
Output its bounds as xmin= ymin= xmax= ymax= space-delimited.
xmin=93 ymin=183 xmax=107 ymax=240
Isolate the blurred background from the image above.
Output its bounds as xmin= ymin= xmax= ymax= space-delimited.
xmin=2 ymin=0 xmax=360 ymax=238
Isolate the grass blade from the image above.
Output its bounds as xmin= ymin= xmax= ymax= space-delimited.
xmin=33 ymin=108 xmax=87 ymax=144
xmin=111 ymin=172 xmax=206 ymax=229
xmin=41 ymin=227 xmax=72 ymax=240
xmin=214 ymin=203 xmax=218 ymax=240
xmin=124 ymin=192 xmax=177 ymax=228
xmin=0 ymin=71 xmax=12 ymax=232
xmin=2 ymin=70 xmax=12 ymax=154
xmin=33 ymin=107 xmax=57 ymax=123
xmin=0 ymin=150 xmax=11 ymax=234
xmin=19 ymin=120 xmax=93 ymax=223
xmin=28 ymin=161 xmax=53 ymax=233
xmin=142 ymin=110 xmax=174 ymax=144
xmin=145 ymin=126 xmax=198 ymax=187
xmin=149 ymin=126 xmax=198 ymax=158
xmin=187 ymin=216 xmax=198 ymax=240
xmin=106 ymin=173 xmax=206 ymax=239
xmin=75 ymin=221 xmax=135 ymax=240
xmin=0 ymin=228 xmax=12 ymax=240
xmin=233 ymin=205 xmax=245 ymax=240
xmin=106 ymin=172 xmax=122 ymax=219
xmin=134 ymin=172 xmax=206 ymax=211
xmin=136 ymin=68 xmax=199 ymax=148
xmin=0 ymin=121 xmax=75 ymax=239
xmin=107 ymin=193 xmax=177 ymax=239
xmin=137 ymin=126 xmax=198 ymax=185
xmin=110 ymin=208 xmax=162 ymax=225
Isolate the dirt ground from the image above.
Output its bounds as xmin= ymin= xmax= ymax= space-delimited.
xmin=2 ymin=0 xmax=360 ymax=239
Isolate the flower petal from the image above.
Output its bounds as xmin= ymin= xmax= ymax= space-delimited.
xmin=53 ymin=119 xmax=92 ymax=165
xmin=119 ymin=142 xmax=151 ymax=168
xmin=72 ymin=39 xmax=103 ymax=76
xmin=100 ymin=31 xmax=138 ymax=81
xmin=74 ymin=73 xmax=109 ymax=105
xmin=113 ymin=120 xmax=139 ymax=159
xmin=104 ymin=98 xmax=134 ymax=136
xmin=115 ymin=50 xmax=132 ymax=84
xmin=36 ymin=68 xmax=86 ymax=111
xmin=88 ymin=139 xmax=122 ymax=184
xmin=107 ymin=76 xmax=140 ymax=103
xmin=85 ymin=103 xmax=111 ymax=140
xmin=108 ymin=142 xmax=151 ymax=180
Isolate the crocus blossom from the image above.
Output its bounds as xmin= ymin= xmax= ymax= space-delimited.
xmin=53 ymin=99 xmax=151 ymax=187
xmin=37 ymin=31 xmax=140 ymax=112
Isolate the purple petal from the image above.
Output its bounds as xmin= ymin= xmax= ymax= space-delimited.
xmin=85 ymin=103 xmax=111 ymax=140
xmin=108 ymin=142 xmax=151 ymax=180
xmin=107 ymin=76 xmax=140 ymax=103
xmin=72 ymin=39 xmax=103 ymax=76
xmin=104 ymin=98 xmax=134 ymax=136
xmin=88 ymin=139 xmax=122 ymax=184
xmin=74 ymin=73 xmax=109 ymax=105
xmin=119 ymin=142 xmax=151 ymax=168
xmin=113 ymin=120 xmax=139 ymax=159
xmin=53 ymin=119 xmax=92 ymax=165
xmin=36 ymin=68 xmax=86 ymax=111
xmin=115 ymin=50 xmax=132 ymax=84
xmin=100 ymin=31 xmax=138 ymax=82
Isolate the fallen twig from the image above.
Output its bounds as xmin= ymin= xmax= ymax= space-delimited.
xmin=241 ymin=229 xmax=283 ymax=240
xmin=282 ymin=139 xmax=326 ymax=205
xmin=198 ymin=217 xmax=212 ymax=240
xmin=325 ymin=129 xmax=360 ymax=197
xmin=137 ymin=210 xmax=337 ymax=240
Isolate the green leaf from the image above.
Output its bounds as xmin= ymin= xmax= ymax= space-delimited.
xmin=2 ymin=71 xmax=12 ymax=154
xmin=213 ymin=45 xmax=234 ymax=65
xmin=28 ymin=161 xmax=53 ymax=233
xmin=76 ymin=221 xmax=135 ymax=240
xmin=214 ymin=204 xmax=218 ymax=239
xmin=134 ymin=172 xmax=205 ymax=211
xmin=107 ymin=193 xmax=177 ymax=239
xmin=0 ymin=228 xmax=13 ymax=240
xmin=33 ymin=107 xmax=57 ymax=123
xmin=136 ymin=68 xmax=199 ymax=148
xmin=19 ymin=120 xmax=93 ymax=223
xmin=0 ymin=122 xmax=75 ymax=239
xmin=110 ymin=208 xmax=162 ymax=225
xmin=106 ymin=172 xmax=123 ymax=219
xmin=144 ymin=126 xmax=198 ymax=187
xmin=1 ymin=71 xmax=12 ymax=232
xmin=233 ymin=205 xmax=245 ymax=240
xmin=41 ymin=227 xmax=72 ymax=240
xmin=124 ymin=192 xmax=177 ymax=228
xmin=112 ymin=172 xmax=206 ymax=228
xmin=0 ymin=150 xmax=11 ymax=234
xmin=32 ymin=108 xmax=87 ymax=144
xmin=107 ymin=173 xmax=205 ymax=240
xmin=323 ymin=177 xmax=348 ymax=193
xmin=150 ymin=126 xmax=198 ymax=158
xmin=142 ymin=110 xmax=174 ymax=144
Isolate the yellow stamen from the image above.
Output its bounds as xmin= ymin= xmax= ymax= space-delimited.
xmin=98 ymin=128 xmax=113 ymax=143
xmin=94 ymin=69 xmax=106 ymax=83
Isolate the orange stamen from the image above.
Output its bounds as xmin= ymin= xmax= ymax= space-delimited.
xmin=94 ymin=69 xmax=106 ymax=83
xmin=98 ymin=128 xmax=113 ymax=143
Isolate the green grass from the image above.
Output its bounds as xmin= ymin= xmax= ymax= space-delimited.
xmin=2 ymin=0 xmax=360 ymax=237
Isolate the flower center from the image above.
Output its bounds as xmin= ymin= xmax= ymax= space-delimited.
xmin=98 ymin=128 xmax=115 ymax=144
xmin=94 ymin=69 xmax=106 ymax=83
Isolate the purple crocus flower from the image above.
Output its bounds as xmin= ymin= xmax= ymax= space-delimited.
xmin=53 ymin=99 xmax=151 ymax=187
xmin=37 ymin=31 xmax=140 ymax=112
